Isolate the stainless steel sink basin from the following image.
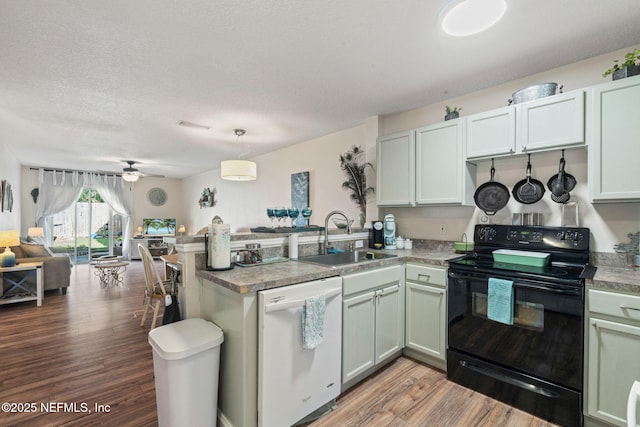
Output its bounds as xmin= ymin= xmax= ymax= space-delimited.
xmin=297 ymin=250 xmax=396 ymax=267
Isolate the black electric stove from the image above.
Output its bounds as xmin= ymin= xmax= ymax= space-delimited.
xmin=448 ymin=224 xmax=596 ymax=285
xmin=446 ymin=224 xmax=596 ymax=427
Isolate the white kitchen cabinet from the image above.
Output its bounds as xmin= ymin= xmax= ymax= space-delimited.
xmin=465 ymin=90 xmax=585 ymax=161
xmin=589 ymin=75 xmax=640 ymax=202
xmin=518 ymin=90 xmax=585 ymax=152
xmin=376 ymin=130 xmax=415 ymax=206
xmin=585 ymin=288 xmax=640 ymax=427
xmin=404 ymin=264 xmax=447 ymax=371
xmin=415 ymin=120 xmax=476 ymax=206
xmin=466 ymin=106 xmax=516 ymax=159
xmin=342 ymin=265 xmax=404 ymax=388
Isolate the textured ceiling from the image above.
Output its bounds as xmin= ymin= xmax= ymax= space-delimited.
xmin=1 ymin=0 xmax=640 ymax=178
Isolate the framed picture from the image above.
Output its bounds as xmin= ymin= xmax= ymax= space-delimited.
xmin=0 ymin=180 xmax=5 ymax=212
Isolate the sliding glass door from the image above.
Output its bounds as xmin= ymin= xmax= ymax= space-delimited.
xmin=50 ymin=188 xmax=123 ymax=263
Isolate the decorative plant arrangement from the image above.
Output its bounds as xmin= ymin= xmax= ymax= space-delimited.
xmin=602 ymin=48 xmax=640 ymax=80
xmin=339 ymin=145 xmax=375 ymax=227
xmin=445 ymin=106 xmax=461 ymax=121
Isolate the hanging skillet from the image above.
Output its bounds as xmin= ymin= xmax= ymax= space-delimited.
xmin=512 ymin=154 xmax=545 ymax=204
xmin=474 ymin=159 xmax=510 ymax=216
xmin=547 ymin=149 xmax=577 ymax=197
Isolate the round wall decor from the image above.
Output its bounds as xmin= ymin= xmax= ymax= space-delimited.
xmin=147 ymin=187 xmax=168 ymax=206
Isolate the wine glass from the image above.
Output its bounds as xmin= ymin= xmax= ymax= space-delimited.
xmin=301 ymin=207 xmax=312 ymax=227
xmin=266 ymin=208 xmax=276 ymax=228
xmin=287 ymin=207 xmax=300 ymax=227
xmin=275 ymin=207 xmax=288 ymax=227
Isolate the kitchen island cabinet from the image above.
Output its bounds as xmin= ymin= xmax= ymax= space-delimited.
xmin=585 ymin=287 xmax=640 ymax=427
xmin=341 ymin=264 xmax=405 ymax=390
xmin=589 ymin=75 xmax=640 ymax=202
xmin=404 ymin=263 xmax=447 ymax=371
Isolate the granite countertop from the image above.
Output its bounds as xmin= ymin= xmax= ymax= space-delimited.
xmin=197 ymin=247 xmax=460 ymax=294
xmin=196 ymin=244 xmax=640 ymax=295
xmin=587 ymin=265 xmax=640 ymax=294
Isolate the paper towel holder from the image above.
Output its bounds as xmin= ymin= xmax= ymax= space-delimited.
xmin=204 ymin=233 xmax=235 ymax=271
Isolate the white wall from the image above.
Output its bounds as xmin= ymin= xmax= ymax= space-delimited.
xmin=182 ymin=117 xmax=380 ymax=234
xmin=180 ymin=45 xmax=640 ymax=253
xmin=0 ymin=143 xmax=21 ymax=231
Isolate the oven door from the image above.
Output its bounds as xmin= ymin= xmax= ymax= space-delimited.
xmin=447 ymin=268 xmax=584 ymax=390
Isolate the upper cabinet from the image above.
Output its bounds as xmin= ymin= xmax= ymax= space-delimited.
xmin=465 ymin=90 xmax=586 ymax=161
xmin=518 ymin=90 xmax=585 ymax=152
xmin=415 ymin=120 xmax=475 ymax=206
xmin=466 ymin=106 xmax=516 ymax=159
xmin=377 ymin=121 xmax=476 ymax=207
xmin=377 ymin=130 xmax=415 ymax=206
xmin=589 ymin=75 xmax=640 ymax=202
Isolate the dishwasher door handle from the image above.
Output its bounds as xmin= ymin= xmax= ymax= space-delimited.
xmin=264 ymin=287 xmax=342 ymax=313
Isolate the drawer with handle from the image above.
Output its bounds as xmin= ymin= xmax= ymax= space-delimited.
xmin=406 ymin=264 xmax=447 ymax=287
xmin=588 ymin=288 xmax=640 ymax=322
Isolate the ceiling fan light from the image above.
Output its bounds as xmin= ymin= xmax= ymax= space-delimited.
xmin=221 ymin=160 xmax=257 ymax=181
xmin=440 ymin=0 xmax=507 ymax=37
xmin=122 ymin=172 xmax=140 ymax=182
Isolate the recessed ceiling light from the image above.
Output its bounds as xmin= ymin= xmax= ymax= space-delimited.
xmin=439 ymin=0 xmax=507 ymax=37
xmin=177 ymin=120 xmax=211 ymax=130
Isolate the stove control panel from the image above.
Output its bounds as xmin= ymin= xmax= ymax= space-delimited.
xmin=474 ymin=225 xmax=590 ymax=251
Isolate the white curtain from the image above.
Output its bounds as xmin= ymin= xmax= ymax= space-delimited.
xmin=90 ymin=173 xmax=134 ymax=258
xmin=35 ymin=170 xmax=135 ymax=259
xmin=35 ymin=170 xmax=85 ymax=245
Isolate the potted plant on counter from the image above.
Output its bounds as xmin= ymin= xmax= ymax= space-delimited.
xmin=339 ymin=145 xmax=374 ymax=228
xmin=602 ymin=48 xmax=640 ymax=80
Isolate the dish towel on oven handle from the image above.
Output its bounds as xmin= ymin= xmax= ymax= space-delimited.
xmin=302 ymin=295 xmax=326 ymax=350
xmin=487 ymin=277 xmax=514 ymax=325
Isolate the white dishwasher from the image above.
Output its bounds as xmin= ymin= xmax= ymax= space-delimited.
xmin=258 ymin=276 xmax=342 ymax=427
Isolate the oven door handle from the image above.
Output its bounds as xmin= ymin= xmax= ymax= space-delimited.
xmin=513 ymin=283 xmax=581 ymax=296
xmin=448 ymin=271 xmax=581 ymax=296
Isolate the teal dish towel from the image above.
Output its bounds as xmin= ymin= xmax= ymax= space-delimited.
xmin=302 ymin=295 xmax=326 ymax=350
xmin=487 ymin=278 xmax=514 ymax=325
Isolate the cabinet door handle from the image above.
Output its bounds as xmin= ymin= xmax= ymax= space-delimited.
xmin=620 ymin=305 xmax=640 ymax=312
xmin=417 ymin=273 xmax=431 ymax=282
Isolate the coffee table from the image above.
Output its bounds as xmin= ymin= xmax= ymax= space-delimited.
xmin=92 ymin=260 xmax=129 ymax=287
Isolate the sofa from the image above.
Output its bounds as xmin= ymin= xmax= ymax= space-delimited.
xmin=1 ymin=244 xmax=72 ymax=294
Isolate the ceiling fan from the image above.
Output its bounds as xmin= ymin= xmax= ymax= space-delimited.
xmin=117 ymin=160 xmax=165 ymax=182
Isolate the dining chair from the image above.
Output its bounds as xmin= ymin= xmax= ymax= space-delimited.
xmin=139 ymin=243 xmax=171 ymax=329
xmin=628 ymin=380 xmax=640 ymax=427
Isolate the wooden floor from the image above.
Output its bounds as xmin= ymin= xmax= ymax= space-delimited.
xmin=0 ymin=262 xmax=557 ymax=427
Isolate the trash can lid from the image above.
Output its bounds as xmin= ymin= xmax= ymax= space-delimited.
xmin=148 ymin=318 xmax=224 ymax=360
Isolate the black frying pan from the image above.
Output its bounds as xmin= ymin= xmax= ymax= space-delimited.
xmin=474 ymin=159 xmax=510 ymax=216
xmin=512 ymin=154 xmax=545 ymax=204
xmin=547 ymin=150 xmax=576 ymax=197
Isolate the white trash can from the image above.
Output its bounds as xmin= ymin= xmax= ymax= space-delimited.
xmin=149 ymin=318 xmax=224 ymax=427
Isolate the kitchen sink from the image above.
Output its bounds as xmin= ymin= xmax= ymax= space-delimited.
xmin=297 ymin=250 xmax=397 ymax=267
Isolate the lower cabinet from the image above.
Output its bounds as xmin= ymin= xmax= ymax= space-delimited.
xmin=586 ymin=288 xmax=640 ymax=427
xmin=404 ymin=264 xmax=447 ymax=370
xmin=342 ymin=264 xmax=404 ymax=389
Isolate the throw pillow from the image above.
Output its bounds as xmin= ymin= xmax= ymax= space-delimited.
xmin=21 ymin=244 xmax=50 ymax=258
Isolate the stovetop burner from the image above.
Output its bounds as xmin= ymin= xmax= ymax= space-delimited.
xmin=448 ymin=225 xmax=596 ymax=284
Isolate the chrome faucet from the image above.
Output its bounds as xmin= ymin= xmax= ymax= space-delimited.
xmin=324 ymin=210 xmax=353 ymax=254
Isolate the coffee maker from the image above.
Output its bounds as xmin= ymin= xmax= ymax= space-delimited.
xmin=369 ymin=221 xmax=384 ymax=249
xmin=383 ymin=214 xmax=396 ymax=249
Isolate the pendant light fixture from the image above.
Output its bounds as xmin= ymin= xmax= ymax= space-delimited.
xmin=221 ymin=129 xmax=257 ymax=181
xmin=439 ymin=0 xmax=507 ymax=37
